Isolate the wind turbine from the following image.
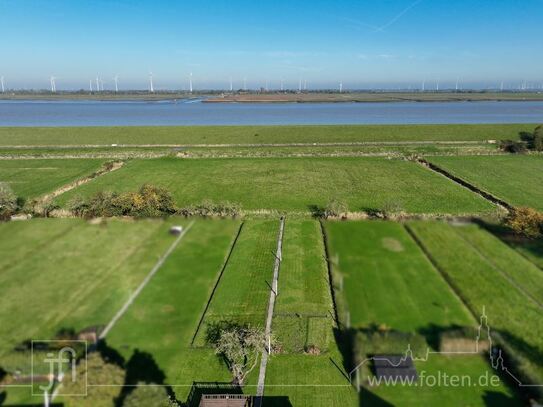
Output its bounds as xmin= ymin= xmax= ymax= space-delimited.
xmin=189 ymin=72 xmax=193 ymax=93
xmin=339 ymin=81 xmax=343 ymax=93
xmin=96 ymin=76 xmax=100 ymax=92
xmin=436 ymin=78 xmax=440 ymax=91
xmin=149 ymin=72 xmax=154 ymax=93
xmin=304 ymin=80 xmax=307 ymax=91
xmin=0 ymin=76 xmax=4 ymax=93
xmin=89 ymin=79 xmax=93 ymax=92
xmin=113 ymin=75 xmax=119 ymax=92
xmin=50 ymin=76 xmax=56 ymax=92
xmin=500 ymin=81 xmax=504 ymax=92
xmin=455 ymin=77 xmax=460 ymax=91
xmin=229 ymin=76 xmax=233 ymax=92
xmin=422 ymin=80 xmax=425 ymax=91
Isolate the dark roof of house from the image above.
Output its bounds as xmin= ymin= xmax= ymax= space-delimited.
xmin=374 ymin=355 xmax=418 ymax=380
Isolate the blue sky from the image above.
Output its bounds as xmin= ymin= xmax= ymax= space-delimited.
xmin=1 ymin=0 xmax=542 ymax=90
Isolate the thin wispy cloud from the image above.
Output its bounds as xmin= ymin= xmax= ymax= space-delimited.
xmin=376 ymin=0 xmax=424 ymax=32
xmin=342 ymin=0 xmax=424 ymax=33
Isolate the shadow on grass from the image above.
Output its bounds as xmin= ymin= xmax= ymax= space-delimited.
xmin=483 ymin=390 xmax=522 ymax=407
xmin=116 ymin=349 xmax=171 ymax=406
xmin=472 ymin=219 xmax=543 ymax=267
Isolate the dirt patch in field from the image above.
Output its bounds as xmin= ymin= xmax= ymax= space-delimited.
xmin=381 ymin=237 xmax=404 ymax=252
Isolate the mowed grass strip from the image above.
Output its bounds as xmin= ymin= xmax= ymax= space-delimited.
xmin=0 ymin=158 xmax=106 ymax=199
xmin=407 ymin=221 xmax=543 ymax=383
xmin=453 ymin=224 xmax=543 ymax=304
xmin=0 ymin=218 xmax=183 ymax=358
xmin=105 ymin=220 xmax=241 ymax=389
xmin=194 ymin=220 xmax=278 ymax=344
xmin=57 ymin=157 xmax=493 ymax=214
xmin=428 ymin=155 xmax=543 ymax=210
xmin=275 ymin=220 xmax=332 ymax=316
xmin=264 ymin=350 xmax=359 ymax=407
xmin=325 ymin=221 xmax=473 ymax=331
xmin=0 ymin=124 xmax=532 ymax=146
xmin=272 ymin=220 xmax=334 ymax=352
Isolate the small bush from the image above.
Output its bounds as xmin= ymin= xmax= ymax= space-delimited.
xmin=0 ymin=183 xmax=17 ymax=220
xmin=70 ymin=185 xmax=177 ymax=218
xmin=505 ymin=207 xmax=543 ymax=238
xmin=122 ymin=383 xmax=172 ymax=407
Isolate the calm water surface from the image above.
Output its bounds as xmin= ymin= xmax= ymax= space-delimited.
xmin=0 ymin=100 xmax=542 ymax=126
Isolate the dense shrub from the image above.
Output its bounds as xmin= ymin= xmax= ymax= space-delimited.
xmin=499 ymin=139 xmax=527 ymax=154
xmin=533 ymin=125 xmax=543 ymax=151
xmin=505 ymin=207 xmax=543 ymax=238
xmin=69 ymin=185 xmax=177 ymax=218
xmin=0 ymin=183 xmax=16 ymax=220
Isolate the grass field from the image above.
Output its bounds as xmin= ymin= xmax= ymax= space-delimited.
xmin=105 ymin=220 xmax=241 ymax=402
xmin=428 ymin=155 xmax=543 ymax=210
xmin=272 ymin=220 xmax=333 ymax=353
xmin=407 ymin=221 xmax=543 ymax=388
xmin=265 ymin=220 xmax=358 ymax=406
xmin=452 ymin=224 xmax=543 ymax=303
xmin=56 ymin=157 xmax=494 ymax=214
xmin=0 ymin=158 xmax=106 ymax=199
xmin=0 ymin=218 xmax=185 ymax=358
xmin=193 ymin=220 xmax=278 ymax=345
xmin=323 ymin=221 xmax=522 ymax=405
xmin=324 ymin=221 xmax=473 ymax=331
xmin=0 ymin=124 xmax=533 ymax=146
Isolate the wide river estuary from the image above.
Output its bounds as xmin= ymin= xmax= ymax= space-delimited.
xmin=0 ymin=100 xmax=542 ymax=126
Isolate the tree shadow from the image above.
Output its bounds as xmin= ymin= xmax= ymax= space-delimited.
xmin=472 ymin=218 xmax=543 ymax=269
xmin=482 ymin=390 xmax=522 ymax=407
xmin=0 ymin=391 xmax=6 ymax=406
xmin=116 ymin=349 xmax=171 ymax=406
xmin=358 ymin=386 xmax=394 ymax=407
xmin=96 ymin=339 xmax=126 ymax=368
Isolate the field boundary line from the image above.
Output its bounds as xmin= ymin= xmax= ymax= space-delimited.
xmin=403 ymin=224 xmax=478 ymax=324
xmin=451 ymin=227 xmax=543 ymax=310
xmin=0 ymin=140 xmax=490 ymax=149
xmin=416 ymin=158 xmax=512 ymax=211
xmin=256 ymin=217 xmax=285 ymax=405
xmin=98 ymin=220 xmax=194 ymax=340
xmin=318 ymin=220 xmax=341 ymax=328
xmin=190 ymin=221 xmax=245 ymax=346
xmin=39 ymin=160 xmax=124 ymax=202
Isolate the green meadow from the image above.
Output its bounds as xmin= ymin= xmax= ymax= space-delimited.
xmin=0 ymin=158 xmax=105 ymax=199
xmin=0 ymin=123 xmax=532 ymax=146
xmin=429 ymin=155 xmax=543 ymax=210
xmin=56 ymin=156 xmax=494 ymax=214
